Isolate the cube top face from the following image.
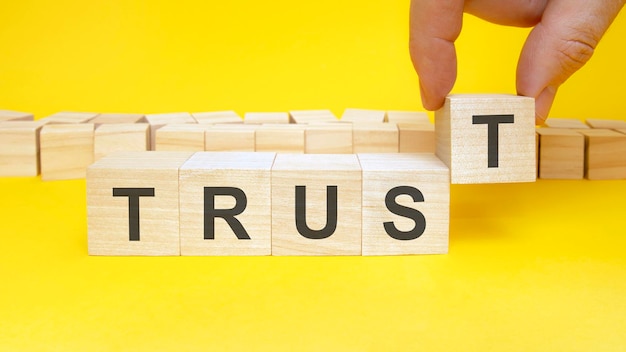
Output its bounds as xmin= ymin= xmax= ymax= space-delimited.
xmin=357 ymin=153 xmax=448 ymax=173
xmin=544 ymin=118 xmax=589 ymax=129
xmin=0 ymin=120 xmax=48 ymax=131
xmin=244 ymin=112 xmax=289 ymax=124
xmin=436 ymin=94 xmax=536 ymax=184
xmin=41 ymin=123 xmax=94 ymax=135
xmin=89 ymin=151 xmax=194 ymax=171
xmin=180 ymin=152 xmax=276 ymax=171
xmin=397 ymin=122 xmax=434 ymax=132
xmin=90 ymin=113 xmax=146 ymax=124
xmin=576 ymin=128 xmax=624 ymax=138
xmin=351 ymin=122 xmax=398 ymax=132
xmin=272 ymin=153 xmax=361 ymax=172
xmin=145 ymin=112 xmax=195 ymax=125
xmin=536 ymin=127 xmax=583 ymax=137
xmin=386 ymin=111 xmax=430 ymax=124
xmin=192 ymin=111 xmax=242 ymax=124
xmin=96 ymin=123 xmax=149 ymax=134
xmin=289 ymin=110 xmax=337 ymax=124
xmin=157 ymin=124 xmax=209 ymax=133
xmin=341 ymin=108 xmax=385 ymax=123
xmin=0 ymin=110 xmax=34 ymax=121
xmin=585 ymin=118 xmax=626 ymax=129
xmin=40 ymin=112 xmax=99 ymax=124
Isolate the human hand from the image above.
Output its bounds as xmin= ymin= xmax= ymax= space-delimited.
xmin=409 ymin=0 xmax=625 ymax=124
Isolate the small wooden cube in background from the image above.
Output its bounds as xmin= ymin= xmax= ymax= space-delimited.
xmin=341 ymin=108 xmax=385 ymax=123
xmin=244 ymin=112 xmax=289 ymax=124
xmin=0 ymin=109 xmax=34 ymax=122
xmin=39 ymin=111 xmax=98 ymax=124
xmin=40 ymin=123 xmax=95 ymax=181
xmin=385 ymin=110 xmax=430 ymax=124
xmin=436 ymin=94 xmax=536 ymax=184
xmin=87 ymin=151 xmax=193 ymax=255
xmin=585 ymin=118 xmax=626 ymax=130
xmin=358 ymin=153 xmax=449 ymax=255
xmin=145 ymin=112 xmax=196 ymax=150
xmin=536 ymin=128 xmax=585 ymax=179
xmin=352 ymin=122 xmax=399 ymax=153
xmin=305 ymin=123 xmax=353 ymax=154
xmin=576 ymin=129 xmax=626 ymax=180
xmin=0 ymin=120 xmax=48 ymax=177
xmin=89 ymin=113 xmax=146 ymax=126
xmin=155 ymin=124 xmax=208 ymax=151
xmin=192 ymin=111 xmax=242 ymax=124
xmin=205 ymin=124 xmax=257 ymax=152
xmin=271 ymin=154 xmax=362 ymax=256
xmin=544 ymin=118 xmax=589 ymax=129
xmin=179 ymin=152 xmax=276 ymax=256
xmin=289 ymin=110 xmax=337 ymax=124
xmin=94 ymin=123 xmax=150 ymax=161
xmin=397 ymin=123 xmax=435 ymax=153
xmin=255 ymin=124 xmax=305 ymax=153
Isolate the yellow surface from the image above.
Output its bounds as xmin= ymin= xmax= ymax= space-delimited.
xmin=1 ymin=0 xmax=625 ymax=350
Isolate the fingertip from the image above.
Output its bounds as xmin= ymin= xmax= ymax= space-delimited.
xmin=419 ymin=81 xmax=445 ymax=111
xmin=534 ymin=85 xmax=557 ymax=124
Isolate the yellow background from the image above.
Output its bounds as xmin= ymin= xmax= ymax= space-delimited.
xmin=1 ymin=0 xmax=625 ymax=350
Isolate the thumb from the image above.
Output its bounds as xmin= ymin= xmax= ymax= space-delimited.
xmin=516 ymin=0 xmax=625 ymax=124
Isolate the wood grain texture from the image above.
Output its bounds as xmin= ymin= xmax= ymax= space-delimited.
xmin=179 ymin=152 xmax=276 ymax=256
xmin=352 ymin=122 xmax=398 ymax=153
xmin=205 ymin=124 xmax=257 ymax=152
xmin=385 ymin=110 xmax=430 ymax=124
xmin=40 ymin=123 xmax=95 ymax=180
xmin=90 ymin=113 xmax=146 ymax=125
xmin=544 ymin=118 xmax=589 ymax=129
xmin=435 ymin=94 xmax=536 ymax=184
xmin=0 ymin=120 xmax=47 ymax=176
xmin=576 ymin=129 xmax=626 ymax=180
xmin=155 ymin=124 xmax=208 ymax=151
xmin=358 ymin=153 xmax=449 ymax=255
xmin=255 ymin=124 xmax=305 ymax=153
xmin=271 ymin=154 xmax=361 ymax=256
xmin=0 ymin=110 xmax=34 ymax=122
xmin=536 ymin=128 xmax=584 ymax=179
xmin=341 ymin=108 xmax=385 ymax=123
xmin=192 ymin=111 xmax=242 ymax=124
xmin=305 ymin=123 xmax=353 ymax=154
xmin=87 ymin=151 xmax=193 ymax=255
xmin=39 ymin=112 xmax=98 ymax=124
xmin=145 ymin=112 xmax=196 ymax=150
xmin=289 ymin=110 xmax=337 ymax=124
xmin=94 ymin=123 xmax=150 ymax=161
xmin=244 ymin=112 xmax=289 ymax=124
xmin=397 ymin=123 xmax=435 ymax=153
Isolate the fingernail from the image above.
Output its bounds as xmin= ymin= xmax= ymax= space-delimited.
xmin=535 ymin=86 xmax=557 ymax=124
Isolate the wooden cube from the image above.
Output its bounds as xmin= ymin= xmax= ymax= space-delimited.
xmin=0 ymin=120 xmax=47 ymax=176
xmin=536 ymin=128 xmax=584 ymax=179
xmin=192 ymin=111 xmax=242 ymax=124
xmin=585 ymin=118 xmax=626 ymax=130
xmin=94 ymin=123 xmax=150 ymax=161
xmin=179 ymin=152 xmax=276 ymax=255
xmin=341 ymin=108 xmax=385 ymax=123
xmin=544 ymin=118 xmax=589 ymax=129
xmin=145 ymin=112 xmax=196 ymax=150
xmin=289 ymin=110 xmax=337 ymax=124
xmin=90 ymin=113 xmax=146 ymax=125
xmin=576 ymin=129 xmax=626 ymax=180
xmin=205 ymin=124 xmax=257 ymax=152
xmin=435 ymin=94 xmax=536 ymax=184
xmin=352 ymin=122 xmax=398 ymax=153
xmin=155 ymin=124 xmax=208 ymax=151
xmin=305 ymin=123 xmax=353 ymax=154
xmin=0 ymin=109 xmax=34 ymax=122
xmin=397 ymin=123 xmax=435 ymax=153
xmin=385 ymin=110 xmax=430 ymax=124
xmin=244 ymin=112 xmax=289 ymax=124
xmin=87 ymin=151 xmax=193 ymax=255
xmin=39 ymin=112 xmax=98 ymax=124
xmin=271 ymin=154 xmax=362 ymax=255
xmin=358 ymin=153 xmax=449 ymax=255
xmin=255 ymin=124 xmax=305 ymax=153
xmin=40 ymin=123 xmax=95 ymax=180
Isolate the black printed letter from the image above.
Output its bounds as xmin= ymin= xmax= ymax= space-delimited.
xmin=112 ymin=188 xmax=155 ymax=241
xmin=204 ymin=187 xmax=250 ymax=240
xmin=472 ymin=114 xmax=515 ymax=168
xmin=295 ymin=186 xmax=338 ymax=239
xmin=383 ymin=186 xmax=426 ymax=240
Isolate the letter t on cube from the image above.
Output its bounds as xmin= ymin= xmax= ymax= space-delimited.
xmin=435 ymin=94 xmax=536 ymax=184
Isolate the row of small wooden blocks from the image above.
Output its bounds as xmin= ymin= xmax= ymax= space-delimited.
xmin=0 ymin=109 xmax=434 ymax=180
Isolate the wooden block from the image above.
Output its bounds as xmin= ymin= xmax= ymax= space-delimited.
xmin=192 ymin=111 xmax=242 ymax=124
xmin=358 ymin=153 xmax=449 ymax=255
xmin=255 ymin=124 xmax=305 ymax=153
xmin=397 ymin=123 xmax=435 ymax=153
xmin=90 ymin=113 xmax=146 ymax=125
xmin=305 ymin=123 xmax=353 ymax=154
xmin=536 ymin=128 xmax=584 ymax=179
xmin=39 ymin=112 xmax=98 ymax=124
xmin=244 ymin=112 xmax=289 ymax=124
xmin=341 ymin=108 xmax=386 ymax=123
xmin=40 ymin=124 xmax=95 ymax=180
xmin=385 ymin=110 xmax=430 ymax=124
xmin=155 ymin=124 xmax=208 ymax=151
xmin=87 ymin=151 xmax=193 ymax=255
xmin=0 ymin=109 xmax=34 ymax=122
xmin=289 ymin=110 xmax=337 ymax=124
xmin=576 ymin=129 xmax=626 ymax=180
xmin=205 ymin=124 xmax=257 ymax=151
xmin=352 ymin=122 xmax=399 ymax=153
xmin=435 ymin=94 xmax=536 ymax=184
xmin=0 ymin=120 xmax=47 ymax=176
xmin=544 ymin=118 xmax=589 ymax=129
xmin=179 ymin=152 xmax=276 ymax=256
xmin=94 ymin=123 xmax=150 ymax=161
xmin=585 ymin=118 xmax=626 ymax=130
xmin=271 ymin=154 xmax=362 ymax=256
xmin=145 ymin=112 xmax=196 ymax=150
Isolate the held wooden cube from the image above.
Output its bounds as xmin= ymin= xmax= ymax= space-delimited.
xmin=305 ymin=123 xmax=353 ymax=154
xmin=352 ymin=122 xmax=399 ymax=153
xmin=94 ymin=123 xmax=150 ymax=161
xmin=358 ymin=153 xmax=449 ymax=255
xmin=192 ymin=111 xmax=242 ymax=124
xmin=90 ymin=113 xmax=146 ymax=125
xmin=385 ymin=110 xmax=430 ymax=124
xmin=0 ymin=110 xmax=34 ymax=122
xmin=155 ymin=124 xmax=208 ymax=151
xmin=271 ymin=154 xmax=362 ymax=256
xmin=179 ymin=152 xmax=276 ymax=256
xmin=255 ymin=124 xmax=305 ymax=153
xmin=341 ymin=108 xmax=385 ymax=123
xmin=40 ymin=123 xmax=95 ymax=180
xmin=289 ymin=110 xmax=337 ymax=124
xmin=39 ymin=112 xmax=99 ymax=124
xmin=205 ymin=124 xmax=257 ymax=151
xmin=0 ymin=120 xmax=47 ymax=176
xmin=576 ymin=129 xmax=626 ymax=180
xmin=435 ymin=94 xmax=536 ymax=184
xmin=87 ymin=151 xmax=194 ymax=255
xmin=145 ymin=112 xmax=196 ymax=150
xmin=244 ymin=112 xmax=289 ymax=124
xmin=397 ymin=123 xmax=435 ymax=153
xmin=536 ymin=128 xmax=585 ymax=179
